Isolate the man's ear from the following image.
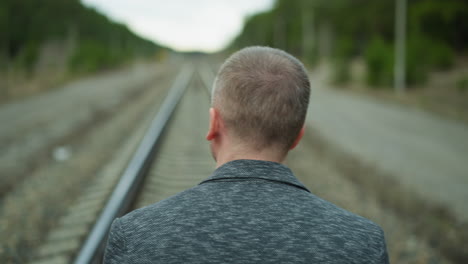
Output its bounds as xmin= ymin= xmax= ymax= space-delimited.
xmin=289 ymin=126 xmax=305 ymax=150
xmin=206 ymin=107 xmax=219 ymax=141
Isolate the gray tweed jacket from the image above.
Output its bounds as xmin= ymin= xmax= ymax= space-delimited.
xmin=104 ymin=159 xmax=389 ymax=263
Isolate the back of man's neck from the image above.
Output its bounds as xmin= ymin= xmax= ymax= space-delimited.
xmin=215 ymin=149 xmax=286 ymax=168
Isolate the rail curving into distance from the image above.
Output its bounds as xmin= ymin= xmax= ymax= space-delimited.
xmin=73 ymin=65 xmax=194 ymax=264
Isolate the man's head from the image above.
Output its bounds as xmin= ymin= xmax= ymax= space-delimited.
xmin=207 ymin=46 xmax=310 ymax=164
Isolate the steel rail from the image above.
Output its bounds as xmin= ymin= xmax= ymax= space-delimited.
xmin=73 ymin=65 xmax=194 ymax=264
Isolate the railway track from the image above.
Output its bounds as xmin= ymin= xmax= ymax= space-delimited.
xmin=29 ymin=64 xmax=216 ymax=264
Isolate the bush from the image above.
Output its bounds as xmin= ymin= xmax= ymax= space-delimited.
xmin=332 ymin=59 xmax=351 ymax=85
xmin=405 ymin=37 xmax=429 ymax=85
xmin=14 ymin=42 xmax=39 ymax=71
xmin=332 ymin=38 xmax=353 ymax=84
xmin=365 ymin=37 xmax=394 ymax=87
xmin=364 ymin=35 xmax=454 ymax=88
xmin=428 ymin=41 xmax=454 ymax=70
xmin=69 ymin=40 xmax=116 ymax=72
xmin=407 ymin=35 xmax=455 ymax=85
xmin=457 ymin=76 xmax=468 ymax=94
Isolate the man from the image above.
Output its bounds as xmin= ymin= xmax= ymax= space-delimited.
xmin=104 ymin=46 xmax=389 ymax=263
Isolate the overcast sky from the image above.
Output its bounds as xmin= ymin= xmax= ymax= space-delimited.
xmin=81 ymin=0 xmax=274 ymax=52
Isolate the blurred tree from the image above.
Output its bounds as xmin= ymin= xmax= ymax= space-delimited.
xmin=0 ymin=0 xmax=163 ymax=73
xmin=365 ymin=37 xmax=394 ymax=86
xmin=230 ymin=0 xmax=468 ymax=88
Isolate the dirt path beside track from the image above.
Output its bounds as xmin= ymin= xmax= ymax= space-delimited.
xmin=306 ymin=71 xmax=468 ymax=222
xmin=0 ymin=63 xmax=171 ymax=198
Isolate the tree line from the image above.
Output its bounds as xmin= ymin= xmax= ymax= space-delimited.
xmin=230 ymin=0 xmax=468 ymax=87
xmin=0 ymin=0 xmax=164 ymax=73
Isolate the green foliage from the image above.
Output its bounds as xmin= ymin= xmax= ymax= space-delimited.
xmin=364 ymin=33 xmax=454 ymax=88
xmin=70 ymin=40 xmax=113 ymax=72
xmin=365 ymin=37 xmax=394 ymax=87
xmin=457 ymin=76 xmax=468 ymax=94
xmin=232 ymin=11 xmax=275 ymax=50
xmin=409 ymin=0 xmax=467 ymax=50
xmin=428 ymin=41 xmax=454 ymax=70
xmin=334 ymin=37 xmax=354 ymax=59
xmin=14 ymin=42 xmax=39 ymax=71
xmin=332 ymin=38 xmax=354 ymax=84
xmin=0 ymin=0 xmax=162 ymax=73
xmin=405 ymin=37 xmax=429 ymax=85
xmin=230 ymin=0 xmax=467 ymax=87
xmin=332 ymin=59 xmax=351 ymax=85
xmin=405 ymin=36 xmax=455 ymax=85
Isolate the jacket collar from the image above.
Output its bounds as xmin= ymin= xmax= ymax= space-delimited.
xmin=200 ymin=159 xmax=310 ymax=193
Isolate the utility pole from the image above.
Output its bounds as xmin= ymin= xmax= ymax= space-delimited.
xmin=394 ymin=0 xmax=407 ymax=94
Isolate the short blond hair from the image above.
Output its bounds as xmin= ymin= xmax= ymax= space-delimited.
xmin=212 ymin=46 xmax=310 ymax=151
